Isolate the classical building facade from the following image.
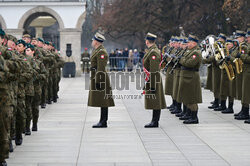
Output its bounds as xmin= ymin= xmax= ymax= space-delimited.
xmin=0 ymin=0 xmax=86 ymax=75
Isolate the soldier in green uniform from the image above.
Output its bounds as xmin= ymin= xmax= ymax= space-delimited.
xmin=178 ymin=34 xmax=202 ymax=124
xmin=22 ymin=34 xmax=31 ymax=44
xmin=81 ymin=48 xmax=90 ymax=73
xmin=0 ymin=28 xmax=10 ymax=166
xmin=143 ymin=33 xmax=166 ymax=128
xmin=244 ymin=28 xmax=250 ymax=123
xmin=233 ymin=30 xmax=249 ymax=120
xmin=88 ymin=32 xmax=115 ymax=128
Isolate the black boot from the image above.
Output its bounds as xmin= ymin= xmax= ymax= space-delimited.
xmin=222 ymin=101 xmax=234 ymax=114
xmin=210 ymin=100 xmax=215 ymax=104
xmin=234 ymin=106 xmax=244 ymax=117
xmin=169 ymin=100 xmax=177 ymax=111
xmin=176 ymin=105 xmax=187 ymax=117
xmin=167 ymin=99 xmax=175 ymax=109
xmin=244 ymin=119 xmax=250 ymax=124
xmin=53 ymin=97 xmax=57 ymax=103
xmin=15 ymin=134 xmax=23 ymax=146
xmin=9 ymin=141 xmax=13 ymax=153
xmin=32 ymin=123 xmax=38 ymax=131
xmin=41 ymin=103 xmax=46 ymax=109
xmin=171 ymin=103 xmax=182 ymax=114
xmin=145 ymin=110 xmax=161 ymax=128
xmin=93 ymin=107 xmax=108 ymax=128
xmin=208 ymin=98 xmax=219 ymax=109
xmin=183 ymin=111 xmax=199 ymax=124
xmin=235 ymin=107 xmax=249 ymax=120
xmin=214 ymin=100 xmax=227 ymax=111
xmin=1 ymin=160 xmax=7 ymax=166
xmin=179 ymin=108 xmax=191 ymax=120
xmin=25 ymin=121 xmax=31 ymax=136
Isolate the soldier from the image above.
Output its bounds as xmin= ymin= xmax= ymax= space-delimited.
xmin=244 ymin=28 xmax=250 ymax=124
xmin=22 ymin=34 xmax=31 ymax=44
xmin=208 ymin=33 xmax=226 ymax=110
xmin=81 ymin=48 xmax=90 ymax=73
xmin=143 ymin=33 xmax=166 ymax=128
xmin=88 ymin=32 xmax=115 ymax=128
xmin=0 ymin=28 xmax=10 ymax=166
xmin=233 ymin=30 xmax=249 ymax=120
xmin=178 ymin=34 xmax=202 ymax=124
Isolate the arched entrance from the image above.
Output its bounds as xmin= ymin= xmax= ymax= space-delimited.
xmin=18 ymin=6 xmax=64 ymax=50
xmin=0 ymin=15 xmax=6 ymax=29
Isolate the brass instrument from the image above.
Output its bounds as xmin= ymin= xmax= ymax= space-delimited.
xmin=233 ymin=42 xmax=243 ymax=74
xmin=162 ymin=45 xmax=167 ymax=56
xmin=214 ymin=41 xmax=225 ymax=61
xmin=220 ymin=43 xmax=235 ymax=81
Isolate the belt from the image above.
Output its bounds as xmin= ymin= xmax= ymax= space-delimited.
xmin=181 ymin=66 xmax=199 ymax=72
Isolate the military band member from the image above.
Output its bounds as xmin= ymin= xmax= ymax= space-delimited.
xmin=244 ymin=28 xmax=250 ymax=124
xmin=88 ymin=32 xmax=115 ymax=128
xmin=143 ymin=33 xmax=166 ymax=128
xmin=178 ymin=35 xmax=202 ymax=124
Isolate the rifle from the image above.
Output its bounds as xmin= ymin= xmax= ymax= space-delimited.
xmin=163 ymin=48 xmax=182 ymax=72
xmin=160 ymin=47 xmax=174 ymax=67
xmin=169 ymin=48 xmax=187 ymax=74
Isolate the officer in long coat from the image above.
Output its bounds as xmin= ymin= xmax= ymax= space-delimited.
xmin=178 ymin=34 xmax=202 ymax=124
xmin=143 ymin=33 xmax=166 ymax=128
xmin=88 ymin=32 xmax=115 ymax=128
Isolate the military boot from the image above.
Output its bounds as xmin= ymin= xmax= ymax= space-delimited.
xmin=93 ymin=107 xmax=108 ymax=128
xmin=9 ymin=141 xmax=13 ymax=153
xmin=234 ymin=106 xmax=243 ymax=117
xmin=145 ymin=110 xmax=161 ymax=128
xmin=214 ymin=100 xmax=226 ymax=111
xmin=183 ymin=111 xmax=199 ymax=124
xmin=15 ymin=134 xmax=23 ymax=146
xmin=235 ymin=107 xmax=249 ymax=120
xmin=1 ymin=160 xmax=7 ymax=166
xmin=167 ymin=99 xmax=175 ymax=109
xmin=32 ymin=123 xmax=38 ymax=131
xmin=244 ymin=119 xmax=250 ymax=124
xmin=53 ymin=97 xmax=57 ymax=103
xmin=25 ymin=121 xmax=31 ymax=136
xmin=179 ymin=108 xmax=191 ymax=120
xmin=41 ymin=103 xmax=46 ymax=109
xmin=176 ymin=105 xmax=187 ymax=117
xmin=208 ymin=98 xmax=219 ymax=109
xmin=171 ymin=103 xmax=182 ymax=114
xmin=222 ymin=101 xmax=234 ymax=114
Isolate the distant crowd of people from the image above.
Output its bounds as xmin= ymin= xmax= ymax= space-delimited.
xmin=109 ymin=48 xmax=145 ymax=71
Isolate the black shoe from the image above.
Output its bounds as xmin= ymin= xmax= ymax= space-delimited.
xmin=167 ymin=104 xmax=174 ymax=109
xmin=144 ymin=121 xmax=159 ymax=128
xmin=32 ymin=124 xmax=38 ymax=131
xmin=234 ymin=108 xmax=243 ymax=116
xmin=41 ymin=104 xmax=46 ymax=109
xmin=92 ymin=122 xmax=107 ymax=128
xmin=15 ymin=135 xmax=23 ymax=146
xmin=210 ymin=101 xmax=215 ymax=104
xmin=235 ymin=107 xmax=249 ymax=120
xmin=221 ymin=108 xmax=234 ymax=114
xmin=169 ymin=106 xmax=176 ymax=112
xmin=171 ymin=108 xmax=182 ymax=114
xmin=1 ymin=161 xmax=7 ymax=166
xmin=9 ymin=141 xmax=13 ymax=153
xmin=25 ymin=128 xmax=31 ymax=136
xmin=47 ymin=100 xmax=52 ymax=104
xmin=176 ymin=105 xmax=187 ymax=117
xmin=244 ymin=119 xmax=250 ymax=124
xmin=214 ymin=100 xmax=226 ymax=111
xmin=183 ymin=111 xmax=199 ymax=124
xmin=179 ymin=109 xmax=191 ymax=120
xmin=208 ymin=98 xmax=219 ymax=109
xmin=53 ymin=98 xmax=57 ymax=103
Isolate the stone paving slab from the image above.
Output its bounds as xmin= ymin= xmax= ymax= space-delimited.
xmin=6 ymin=75 xmax=250 ymax=166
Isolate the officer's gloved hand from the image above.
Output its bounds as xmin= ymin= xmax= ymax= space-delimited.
xmin=150 ymin=88 xmax=156 ymax=94
xmin=226 ymin=56 xmax=231 ymax=61
xmin=236 ymin=53 xmax=241 ymax=58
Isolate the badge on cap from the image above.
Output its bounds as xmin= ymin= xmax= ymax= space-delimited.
xmin=192 ymin=55 xmax=197 ymax=59
xmin=100 ymin=55 xmax=105 ymax=59
xmin=152 ymin=56 xmax=156 ymax=60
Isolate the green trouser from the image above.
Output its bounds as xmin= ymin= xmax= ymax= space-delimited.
xmin=47 ymin=73 xmax=53 ymax=101
xmin=56 ymin=72 xmax=61 ymax=96
xmin=25 ymin=96 xmax=33 ymax=129
xmin=11 ymin=105 xmax=17 ymax=139
xmin=16 ymin=97 xmax=26 ymax=137
xmin=32 ymin=94 xmax=41 ymax=126
xmin=52 ymin=73 xmax=58 ymax=100
xmin=0 ymin=106 xmax=10 ymax=161
xmin=41 ymin=80 xmax=48 ymax=105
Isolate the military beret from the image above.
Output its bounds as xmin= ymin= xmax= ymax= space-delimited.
xmin=218 ymin=33 xmax=227 ymax=41
xmin=145 ymin=32 xmax=157 ymax=41
xmin=0 ymin=29 xmax=5 ymax=37
xmin=37 ymin=38 xmax=44 ymax=43
xmin=44 ymin=41 xmax=50 ymax=45
xmin=31 ymin=37 xmax=37 ymax=41
xmin=26 ymin=43 xmax=35 ymax=49
xmin=235 ymin=30 xmax=246 ymax=38
xmin=22 ymin=34 xmax=31 ymax=38
xmin=16 ymin=39 xmax=26 ymax=46
xmin=188 ymin=34 xmax=199 ymax=43
xmin=8 ymin=34 xmax=17 ymax=43
xmin=93 ymin=32 xmax=106 ymax=43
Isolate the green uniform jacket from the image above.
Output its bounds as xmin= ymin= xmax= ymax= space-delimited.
xmin=240 ymin=42 xmax=250 ymax=104
xmin=143 ymin=44 xmax=166 ymax=110
xmin=179 ymin=46 xmax=202 ymax=104
xmin=164 ymin=48 xmax=176 ymax=96
xmin=202 ymin=58 xmax=213 ymax=91
xmin=88 ymin=45 xmax=115 ymax=107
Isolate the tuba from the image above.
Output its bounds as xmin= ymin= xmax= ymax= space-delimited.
xmin=220 ymin=43 xmax=235 ymax=81
xmin=233 ymin=42 xmax=243 ymax=74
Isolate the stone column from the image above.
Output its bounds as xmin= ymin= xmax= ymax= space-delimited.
xmin=35 ymin=27 xmax=43 ymax=38
xmin=4 ymin=29 xmax=24 ymax=39
xmin=60 ymin=28 xmax=82 ymax=76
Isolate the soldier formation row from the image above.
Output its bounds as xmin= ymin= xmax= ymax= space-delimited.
xmin=0 ymin=29 xmax=65 ymax=166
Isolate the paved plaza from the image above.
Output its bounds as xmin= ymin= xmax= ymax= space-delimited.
xmin=6 ymin=74 xmax=250 ymax=166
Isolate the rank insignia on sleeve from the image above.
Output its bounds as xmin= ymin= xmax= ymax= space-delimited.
xmin=152 ymin=56 xmax=156 ymax=60
xmin=192 ymin=55 xmax=197 ymax=59
xmin=100 ymin=55 xmax=105 ymax=59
